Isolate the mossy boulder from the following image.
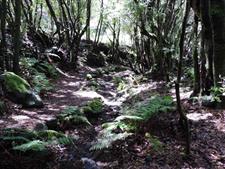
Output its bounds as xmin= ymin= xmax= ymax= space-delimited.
xmin=0 ymin=72 xmax=44 ymax=108
xmin=82 ymin=98 xmax=104 ymax=117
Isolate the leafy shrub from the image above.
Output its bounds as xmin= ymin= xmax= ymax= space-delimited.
xmin=82 ymin=98 xmax=104 ymax=115
xmin=210 ymin=86 xmax=225 ymax=103
xmin=57 ymin=106 xmax=91 ymax=126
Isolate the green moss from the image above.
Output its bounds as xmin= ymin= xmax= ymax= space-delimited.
xmin=82 ymin=98 xmax=104 ymax=115
xmin=3 ymin=72 xmax=30 ymax=93
xmin=57 ymin=106 xmax=91 ymax=126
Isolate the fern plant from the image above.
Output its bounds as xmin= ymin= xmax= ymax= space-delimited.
xmin=32 ymin=72 xmax=53 ymax=93
xmin=0 ymin=128 xmax=74 ymax=152
xmin=134 ymin=95 xmax=174 ymax=120
xmin=91 ymin=95 xmax=174 ymax=150
xmin=57 ymin=106 xmax=91 ymax=126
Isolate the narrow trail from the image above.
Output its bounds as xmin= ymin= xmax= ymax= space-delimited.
xmin=0 ymin=67 xmax=120 ymax=129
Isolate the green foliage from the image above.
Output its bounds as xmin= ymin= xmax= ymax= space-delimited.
xmin=210 ymin=86 xmax=225 ymax=103
xmin=13 ymin=140 xmax=47 ymax=152
xmin=0 ymin=128 xmax=74 ymax=153
xmin=113 ymin=77 xmax=127 ymax=91
xmin=90 ymin=132 xmax=132 ymax=150
xmin=135 ymin=95 xmax=174 ymax=120
xmin=185 ymin=68 xmax=195 ymax=82
xmin=3 ymin=72 xmax=30 ymax=93
xmin=88 ymin=80 xmax=100 ymax=91
xmin=82 ymin=98 xmax=104 ymax=115
xmin=35 ymin=61 xmax=58 ymax=78
xmin=20 ymin=58 xmax=55 ymax=93
xmin=145 ymin=133 xmax=163 ymax=151
xmin=58 ymin=106 xmax=91 ymax=126
xmin=91 ymin=95 xmax=174 ymax=150
xmin=32 ymin=72 xmax=53 ymax=93
xmin=20 ymin=58 xmax=38 ymax=70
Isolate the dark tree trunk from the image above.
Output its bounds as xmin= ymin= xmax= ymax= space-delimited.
xmin=86 ymin=0 xmax=91 ymax=41
xmin=210 ymin=0 xmax=225 ymax=85
xmin=193 ymin=15 xmax=200 ymax=96
xmin=0 ymin=0 xmax=7 ymax=71
xmin=13 ymin=0 xmax=22 ymax=74
xmin=176 ymin=0 xmax=191 ymax=156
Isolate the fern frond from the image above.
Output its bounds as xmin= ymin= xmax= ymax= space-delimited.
xmin=13 ymin=140 xmax=47 ymax=152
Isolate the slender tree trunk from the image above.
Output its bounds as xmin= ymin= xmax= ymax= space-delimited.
xmin=13 ymin=0 xmax=22 ymax=74
xmin=45 ymin=0 xmax=62 ymax=43
xmin=193 ymin=15 xmax=200 ymax=96
xmin=0 ymin=0 xmax=7 ymax=71
xmin=175 ymin=0 xmax=191 ymax=155
xmin=94 ymin=0 xmax=103 ymax=44
xmin=86 ymin=0 xmax=91 ymax=41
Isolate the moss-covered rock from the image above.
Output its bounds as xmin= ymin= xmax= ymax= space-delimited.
xmin=3 ymin=72 xmax=30 ymax=93
xmin=82 ymin=98 xmax=104 ymax=116
xmin=0 ymin=72 xmax=44 ymax=108
xmin=57 ymin=106 xmax=91 ymax=128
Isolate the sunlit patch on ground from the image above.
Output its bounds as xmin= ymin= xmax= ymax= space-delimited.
xmin=11 ymin=115 xmax=30 ymax=121
xmin=212 ymin=119 xmax=225 ymax=133
xmin=170 ymin=87 xmax=192 ymax=100
xmin=187 ymin=112 xmax=213 ymax=121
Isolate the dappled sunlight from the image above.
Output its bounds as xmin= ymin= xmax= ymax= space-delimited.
xmin=170 ymin=87 xmax=192 ymax=100
xmin=187 ymin=112 xmax=213 ymax=121
xmin=11 ymin=115 xmax=30 ymax=121
xmin=212 ymin=119 xmax=225 ymax=133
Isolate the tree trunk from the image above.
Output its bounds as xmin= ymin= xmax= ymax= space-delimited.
xmin=86 ymin=0 xmax=91 ymax=41
xmin=193 ymin=15 xmax=200 ymax=96
xmin=210 ymin=0 xmax=225 ymax=85
xmin=0 ymin=0 xmax=7 ymax=71
xmin=176 ymin=0 xmax=191 ymax=155
xmin=13 ymin=0 xmax=22 ymax=74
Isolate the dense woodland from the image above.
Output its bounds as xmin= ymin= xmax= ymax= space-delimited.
xmin=0 ymin=0 xmax=225 ymax=168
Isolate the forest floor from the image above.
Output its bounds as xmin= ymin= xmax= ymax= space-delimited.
xmin=0 ymin=66 xmax=225 ymax=169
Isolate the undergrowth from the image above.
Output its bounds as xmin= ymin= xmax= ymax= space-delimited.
xmin=20 ymin=58 xmax=57 ymax=93
xmin=0 ymin=128 xmax=75 ymax=152
xmin=82 ymin=98 xmax=104 ymax=115
xmin=91 ymin=95 xmax=174 ymax=150
xmin=57 ymin=106 xmax=91 ymax=127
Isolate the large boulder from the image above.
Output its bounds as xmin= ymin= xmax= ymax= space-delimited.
xmin=0 ymin=72 xmax=44 ymax=108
